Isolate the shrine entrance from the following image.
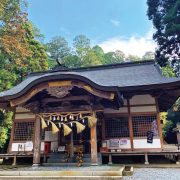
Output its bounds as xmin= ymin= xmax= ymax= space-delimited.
xmin=40 ymin=110 xmax=104 ymax=165
xmin=8 ymin=77 xmax=121 ymax=166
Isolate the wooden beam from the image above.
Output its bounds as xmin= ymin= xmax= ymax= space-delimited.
xmin=0 ymin=102 xmax=8 ymax=109
xmin=10 ymin=83 xmax=48 ymax=107
xmin=127 ymin=99 xmax=134 ymax=150
xmin=10 ymin=80 xmax=116 ymax=107
xmin=90 ymin=111 xmax=98 ymax=165
xmin=40 ymin=105 xmax=104 ymax=114
xmin=72 ymin=81 xmax=115 ymax=100
xmin=32 ymin=115 xmax=41 ymax=166
xmin=41 ymin=95 xmax=91 ymax=104
xmin=49 ymin=81 xmax=115 ymax=100
xmin=155 ymin=98 xmax=163 ymax=149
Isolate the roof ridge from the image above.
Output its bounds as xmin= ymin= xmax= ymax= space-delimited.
xmin=29 ymin=60 xmax=155 ymax=76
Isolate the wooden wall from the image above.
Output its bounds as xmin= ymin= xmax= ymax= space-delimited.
xmin=103 ymin=94 xmax=162 ymax=150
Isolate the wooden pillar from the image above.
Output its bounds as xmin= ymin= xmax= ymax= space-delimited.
xmin=90 ymin=112 xmax=98 ymax=165
xmin=70 ymin=131 xmax=74 ymax=157
xmin=127 ymin=99 xmax=134 ymax=150
xmin=155 ymin=98 xmax=163 ymax=149
xmin=12 ymin=155 xmax=17 ymax=166
xmin=101 ymin=117 xmax=105 ymax=140
xmin=144 ymin=153 xmax=149 ymax=165
xmin=108 ymin=154 xmax=112 ymax=165
xmin=33 ymin=115 xmax=41 ymax=166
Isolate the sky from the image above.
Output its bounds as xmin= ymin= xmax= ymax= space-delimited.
xmin=28 ymin=0 xmax=156 ymax=57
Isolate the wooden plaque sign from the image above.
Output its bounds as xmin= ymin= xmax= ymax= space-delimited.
xmin=147 ymin=131 xmax=154 ymax=143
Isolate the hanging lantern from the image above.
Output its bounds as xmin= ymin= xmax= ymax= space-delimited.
xmin=57 ymin=116 xmax=60 ymax=121
xmin=82 ymin=119 xmax=84 ymax=124
xmin=70 ymin=122 xmax=73 ymax=127
xmin=61 ymin=116 xmax=63 ymax=122
xmin=58 ymin=123 xmax=61 ymax=128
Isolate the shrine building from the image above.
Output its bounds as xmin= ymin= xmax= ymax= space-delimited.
xmin=1 ymin=60 xmax=180 ymax=166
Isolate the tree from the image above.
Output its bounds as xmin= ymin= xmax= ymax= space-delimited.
xmin=0 ymin=0 xmax=32 ymax=64
xmin=73 ymin=35 xmax=90 ymax=61
xmin=161 ymin=66 xmax=176 ymax=77
xmin=83 ymin=49 xmax=102 ymax=67
xmin=62 ymin=55 xmax=81 ymax=68
xmin=113 ymin=50 xmax=125 ymax=63
xmin=92 ymin=45 xmax=105 ymax=64
xmin=104 ymin=50 xmax=125 ymax=64
xmin=0 ymin=0 xmax=48 ymax=149
xmin=31 ymin=23 xmax=45 ymax=44
xmin=126 ymin=54 xmax=141 ymax=62
xmin=147 ymin=0 xmax=180 ymax=74
xmin=0 ymin=110 xmax=13 ymax=149
xmin=142 ymin=51 xmax=155 ymax=60
xmin=46 ymin=36 xmax=70 ymax=64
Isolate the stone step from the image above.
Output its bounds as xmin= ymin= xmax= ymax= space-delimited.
xmin=1 ymin=176 xmax=122 ymax=179
xmin=47 ymin=157 xmax=76 ymax=163
xmin=42 ymin=162 xmax=91 ymax=167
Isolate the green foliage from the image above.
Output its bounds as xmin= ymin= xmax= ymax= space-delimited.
xmin=0 ymin=70 xmax=17 ymax=91
xmin=0 ymin=110 xmax=13 ymax=148
xmin=163 ymin=107 xmax=180 ymax=143
xmin=62 ymin=55 xmax=81 ymax=68
xmin=160 ymin=112 xmax=173 ymax=137
xmin=46 ymin=36 xmax=70 ymax=62
xmin=162 ymin=66 xmax=176 ymax=77
xmin=48 ymin=58 xmax=58 ymax=69
xmin=0 ymin=0 xmax=48 ymax=149
xmin=126 ymin=54 xmax=141 ymax=62
xmin=83 ymin=49 xmax=102 ymax=67
xmin=92 ymin=45 xmax=105 ymax=64
xmin=147 ymin=0 xmax=180 ymax=74
xmin=46 ymin=33 xmax=157 ymax=69
xmin=73 ymin=35 xmax=90 ymax=60
xmin=104 ymin=50 xmax=125 ymax=64
xmin=142 ymin=51 xmax=155 ymax=60
xmin=61 ymin=35 xmax=102 ymax=68
xmin=163 ymin=120 xmax=173 ymax=138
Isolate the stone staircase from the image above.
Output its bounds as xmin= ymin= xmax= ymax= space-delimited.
xmin=44 ymin=153 xmax=101 ymax=166
xmin=47 ymin=153 xmax=75 ymax=163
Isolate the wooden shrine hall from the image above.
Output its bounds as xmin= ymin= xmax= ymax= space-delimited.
xmin=1 ymin=60 xmax=180 ymax=166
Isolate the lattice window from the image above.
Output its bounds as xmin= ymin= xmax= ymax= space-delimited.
xmin=132 ymin=115 xmax=159 ymax=137
xmin=105 ymin=117 xmax=129 ymax=138
xmin=13 ymin=122 xmax=34 ymax=141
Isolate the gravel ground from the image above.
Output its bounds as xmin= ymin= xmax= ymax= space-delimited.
xmin=123 ymin=168 xmax=180 ymax=180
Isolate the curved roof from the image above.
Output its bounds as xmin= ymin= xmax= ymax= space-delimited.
xmin=1 ymin=60 xmax=180 ymax=100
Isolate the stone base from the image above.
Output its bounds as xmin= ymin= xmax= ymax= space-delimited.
xmin=91 ymin=163 xmax=99 ymax=166
xmin=32 ymin=163 xmax=40 ymax=167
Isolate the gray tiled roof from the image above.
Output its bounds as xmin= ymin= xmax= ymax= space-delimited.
xmin=0 ymin=61 xmax=180 ymax=99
